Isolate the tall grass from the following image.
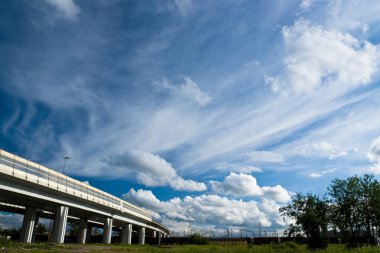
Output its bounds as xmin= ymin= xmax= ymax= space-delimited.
xmin=1 ymin=242 xmax=380 ymax=253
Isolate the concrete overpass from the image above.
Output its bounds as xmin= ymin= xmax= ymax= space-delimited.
xmin=0 ymin=149 xmax=169 ymax=244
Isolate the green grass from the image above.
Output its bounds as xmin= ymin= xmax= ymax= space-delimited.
xmin=1 ymin=242 xmax=380 ymax=253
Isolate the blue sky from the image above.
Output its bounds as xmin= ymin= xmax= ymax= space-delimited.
xmin=1 ymin=0 xmax=380 ymax=235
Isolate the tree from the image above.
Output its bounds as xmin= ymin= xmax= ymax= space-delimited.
xmin=328 ymin=174 xmax=380 ymax=246
xmin=67 ymin=221 xmax=79 ymax=236
xmin=36 ymin=223 xmax=47 ymax=234
xmin=280 ymin=193 xmax=329 ymax=249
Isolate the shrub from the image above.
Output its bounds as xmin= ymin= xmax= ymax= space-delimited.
xmin=187 ymin=234 xmax=209 ymax=245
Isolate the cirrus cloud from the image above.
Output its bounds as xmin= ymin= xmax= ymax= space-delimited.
xmin=45 ymin=0 xmax=81 ymax=20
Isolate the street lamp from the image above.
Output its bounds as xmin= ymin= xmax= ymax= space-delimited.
xmin=62 ymin=156 xmax=70 ymax=173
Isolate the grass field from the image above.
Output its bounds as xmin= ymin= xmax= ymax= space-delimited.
xmin=1 ymin=240 xmax=380 ymax=253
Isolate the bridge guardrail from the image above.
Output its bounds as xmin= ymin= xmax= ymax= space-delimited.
xmin=0 ymin=149 xmax=152 ymax=220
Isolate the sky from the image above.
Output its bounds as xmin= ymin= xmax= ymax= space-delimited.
xmin=1 ymin=0 xmax=380 ymax=236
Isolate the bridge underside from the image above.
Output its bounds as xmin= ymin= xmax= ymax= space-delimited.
xmin=0 ymin=174 xmax=163 ymax=244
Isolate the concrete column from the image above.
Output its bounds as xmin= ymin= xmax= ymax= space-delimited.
xmin=153 ymin=231 xmax=157 ymax=238
xmin=138 ymin=227 xmax=145 ymax=245
xmin=86 ymin=223 xmax=93 ymax=243
xmin=31 ymin=217 xmax=39 ymax=242
xmin=52 ymin=206 xmax=69 ymax=243
xmin=120 ymin=223 xmax=132 ymax=244
xmin=158 ymin=232 xmax=162 ymax=245
xmin=103 ymin=217 xmax=113 ymax=244
xmin=77 ymin=218 xmax=88 ymax=244
xmin=20 ymin=207 xmax=37 ymax=243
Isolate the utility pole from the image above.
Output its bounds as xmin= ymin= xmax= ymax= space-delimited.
xmin=259 ymin=222 xmax=261 ymax=237
xmin=62 ymin=156 xmax=70 ymax=173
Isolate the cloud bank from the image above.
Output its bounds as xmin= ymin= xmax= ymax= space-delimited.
xmin=123 ymin=188 xmax=290 ymax=233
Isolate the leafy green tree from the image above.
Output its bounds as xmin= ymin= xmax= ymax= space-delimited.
xmin=328 ymin=174 xmax=380 ymax=246
xmin=67 ymin=221 xmax=79 ymax=236
xmin=36 ymin=223 xmax=47 ymax=234
xmin=187 ymin=233 xmax=209 ymax=245
xmin=280 ymin=193 xmax=329 ymax=249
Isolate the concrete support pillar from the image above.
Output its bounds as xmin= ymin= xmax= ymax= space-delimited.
xmin=158 ymin=232 xmax=162 ymax=245
xmin=77 ymin=218 xmax=88 ymax=244
xmin=103 ymin=217 xmax=113 ymax=244
xmin=20 ymin=207 xmax=37 ymax=243
xmin=153 ymin=231 xmax=157 ymax=238
xmin=86 ymin=223 xmax=93 ymax=243
xmin=31 ymin=217 xmax=39 ymax=243
xmin=120 ymin=224 xmax=132 ymax=244
xmin=138 ymin=227 xmax=145 ymax=245
xmin=52 ymin=206 xmax=69 ymax=243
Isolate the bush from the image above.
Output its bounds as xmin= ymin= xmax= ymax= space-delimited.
xmin=187 ymin=234 xmax=209 ymax=245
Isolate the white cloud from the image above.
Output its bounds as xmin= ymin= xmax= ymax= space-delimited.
xmin=295 ymin=141 xmax=349 ymax=160
xmin=180 ymin=77 xmax=212 ymax=106
xmin=45 ymin=0 xmax=81 ymax=20
xmin=300 ymin=0 xmax=314 ymax=12
xmin=367 ymin=136 xmax=380 ymax=174
xmin=107 ymin=150 xmax=206 ymax=191
xmin=245 ymin=151 xmax=285 ymax=163
xmin=309 ymin=172 xmax=321 ymax=178
xmin=264 ymin=75 xmax=286 ymax=95
xmin=123 ymin=188 xmax=289 ymax=232
xmin=158 ymin=77 xmax=212 ymax=106
xmin=261 ymin=185 xmax=292 ymax=203
xmin=210 ymin=172 xmax=291 ymax=202
xmin=174 ymin=0 xmax=193 ymax=16
xmin=209 ymin=172 xmax=262 ymax=198
xmin=0 ymin=213 xmax=23 ymax=229
xmin=308 ymin=168 xmax=336 ymax=178
xmin=325 ymin=0 xmax=380 ymax=32
xmin=215 ymin=163 xmax=263 ymax=174
xmin=234 ymin=165 xmax=263 ymax=173
xmin=279 ymin=20 xmax=379 ymax=95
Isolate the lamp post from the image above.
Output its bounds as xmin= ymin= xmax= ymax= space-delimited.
xmin=62 ymin=156 xmax=70 ymax=173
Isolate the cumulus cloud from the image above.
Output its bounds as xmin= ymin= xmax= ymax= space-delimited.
xmin=123 ymin=188 xmax=289 ymax=232
xmin=295 ymin=141 xmax=350 ymax=160
xmin=45 ymin=0 xmax=81 ymax=20
xmin=210 ymin=172 xmax=262 ymax=197
xmin=261 ymin=185 xmax=292 ymax=203
xmin=272 ymin=20 xmax=379 ymax=95
xmin=158 ymin=77 xmax=212 ymax=106
xmin=245 ymin=151 xmax=285 ymax=163
xmin=367 ymin=136 xmax=380 ymax=174
xmin=210 ymin=172 xmax=291 ymax=202
xmin=107 ymin=150 xmax=207 ymax=191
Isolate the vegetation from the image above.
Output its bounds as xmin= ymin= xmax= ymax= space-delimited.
xmin=36 ymin=224 xmax=47 ymax=234
xmin=281 ymin=174 xmax=380 ymax=249
xmin=279 ymin=193 xmax=329 ymax=249
xmin=186 ymin=233 xmax=209 ymax=244
xmin=1 ymin=243 xmax=380 ymax=253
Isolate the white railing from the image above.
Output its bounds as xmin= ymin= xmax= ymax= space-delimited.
xmin=0 ymin=149 xmax=152 ymax=220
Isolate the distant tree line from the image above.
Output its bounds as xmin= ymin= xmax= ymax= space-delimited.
xmin=280 ymin=174 xmax=380 ymax=249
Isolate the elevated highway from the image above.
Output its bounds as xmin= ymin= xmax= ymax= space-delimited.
xmin=0 ymin=149 xmax=169 ymax=244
